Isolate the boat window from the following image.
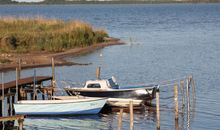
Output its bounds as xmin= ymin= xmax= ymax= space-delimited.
xmin=87 ymin=83 xmax=101 ymax=88
xmin=108 ymin=78 xmax=119 ymax=89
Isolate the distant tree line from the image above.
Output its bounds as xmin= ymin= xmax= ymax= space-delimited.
xmin=0 ymin=0 xmax=220 ymax=4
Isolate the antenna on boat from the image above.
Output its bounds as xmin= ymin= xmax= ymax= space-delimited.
xmin=96 ymin=67 xmax=101 ymax=80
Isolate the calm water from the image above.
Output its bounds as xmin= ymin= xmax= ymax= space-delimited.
xmin=1 ymin=4 xmax=220 ymax=130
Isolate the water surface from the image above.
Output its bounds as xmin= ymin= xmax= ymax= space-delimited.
xmin=1 ymin=4 xmax=220 ymax=130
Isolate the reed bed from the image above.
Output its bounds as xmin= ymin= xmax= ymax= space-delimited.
xmin=0 ymin=17 xmax=108 ymax=53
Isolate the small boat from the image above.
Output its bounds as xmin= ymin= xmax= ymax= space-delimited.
xmin=64 ymin=77 xmax=159 ymax=101
xmin=14 ymin=97 xmax=107 ymax=116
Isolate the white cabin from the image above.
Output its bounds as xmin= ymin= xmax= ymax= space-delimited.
xmin=84 ymin=77 xmax=119 ymax=89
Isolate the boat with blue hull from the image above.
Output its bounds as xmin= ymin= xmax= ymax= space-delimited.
xmin=64 ymin=77 xmax=159 ymax=101
xmin=14 ymin=97 xmax=107 ymax=116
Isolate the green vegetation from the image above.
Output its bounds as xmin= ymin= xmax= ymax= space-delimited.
xmin=0 ymin=17 xmax=108 ymax=53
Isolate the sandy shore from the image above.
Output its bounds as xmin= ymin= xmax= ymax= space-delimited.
xmin=0 ymin=39 xmax=124 ymax=72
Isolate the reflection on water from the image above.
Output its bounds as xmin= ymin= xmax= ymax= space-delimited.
xmin=1 ymin=3 xmax=220 ymax=130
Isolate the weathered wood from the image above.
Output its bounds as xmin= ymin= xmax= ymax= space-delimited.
xmin=18 ymin=59 xmax=21 ymax=80
xmin=1 ymin=73 xmax=5 ymax=117
xmin=0 ymin=115 xmax=25 ymax=122
xmin=96 ymin=67 xmax=101 ymax=79
xmin=129 ymin=100 xmax=134 ymax=130
xmin=16 ymin=68 xmax=19 ymax=102
xmin=118 ymin=108 xmax=123 ymax=130
xmin=175 ymin=118 xmax=179 ymax=130
xmin=52 ymin=57 xmax=55 ymax=84
xmin=0 ymin=76 xmax=53 ymax=90
xmin=18 ymin=119 xmax=24 ymax=130
xmin=174 ymin=83 xmax=179 ymax=120
xmin=156 ymin=91 xmax=160 ymax=130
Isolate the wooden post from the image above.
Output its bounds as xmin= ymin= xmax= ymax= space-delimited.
xmin=2 ymin=73 xmax=5 ymax=117
xmin=118 ymin=108 xmax=123 ymax=130
xmin=33 ymin=69 xmax=37 ymax=100
xmin=186 ymin=77 xmax=190 ymax=114
xmin=129 ymin=100 xmax=134 ymax=130
xmin=18 ymin=119 xmax=24 ymax=130
xmin=156 ymin=91 xmax=160 ymax=130
xmin=7 ymin=97 xmax=11 ymax=116
xmin=52 ymin=57 xmax=55 ymax=99
xmin=52 ymin=57 xmax=55 ymax=87
xmin=16 ymin=68 xmax=19 ymax=102
xmin=175 ymin=118 xmax=179 ymax=130
xmin=96 ymin=67 xmax=101 ymax=79
xmin=18 ymin=59 xmax=21 ymax=80
xmin=174 ymin=83 xmax=179 ymax=120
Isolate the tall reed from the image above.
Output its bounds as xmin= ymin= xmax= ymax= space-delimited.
xmin=0 ymin=17 xmax=108 ymax=53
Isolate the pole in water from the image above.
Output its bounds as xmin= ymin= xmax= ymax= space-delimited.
xmin=96 ymin=67 xmax=101 ymax=79
xmin=118 ymin=108 xmax=123 ymax=130
xmin=18 ymin=59 xmax=21 ymax=79
xmin=1 ymin=73 xmax=5 ymax=128
xmin=16 ymin=68 xmax=19 ymax=102
xmin=52 ymin=57 xmax=55 ymax=87
xmin=2 ymin=73 xmax=5 ymax=117
xmin=33 ymin=69 xmax=37 ymax=100
xmin=129 ymin=100 xmax=134 ymax=130
xmin=174 ymin=83 xmax=179 ymax=120
xmin=156 ymin=91 xmax=160 ymax=130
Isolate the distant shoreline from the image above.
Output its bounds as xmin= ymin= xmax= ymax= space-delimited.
xmin=0 ymin=39 xmax=124 ymax=73
xmin=0 ymin=1 xmax=220 ymax=5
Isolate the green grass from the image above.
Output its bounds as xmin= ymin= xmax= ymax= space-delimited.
xmin=0 ymin=17 xmax=108 ymax=53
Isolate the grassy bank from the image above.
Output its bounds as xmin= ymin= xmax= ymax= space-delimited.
xmin=0 ymin=17 xmax=108 ymax=53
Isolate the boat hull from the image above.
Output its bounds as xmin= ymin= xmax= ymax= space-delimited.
xmin=14 ymin=98 xmax=106 ymax=116
xmin=65 ymin=87 xmax=157 ymax=101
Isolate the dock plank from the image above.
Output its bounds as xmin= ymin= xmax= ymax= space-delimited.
xmin=0 ymin=76 xmax=52 ymax=90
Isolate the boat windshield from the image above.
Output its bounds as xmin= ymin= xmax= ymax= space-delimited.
xmin=108 ymin=78 xmax=119 ymax=89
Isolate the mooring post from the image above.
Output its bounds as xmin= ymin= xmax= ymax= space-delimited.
xmin=156 ymin=91 xmax=160 ymax=130
xmin=51 ymin=57 xmax=55 ymax=99
xmin=96 ymin=67 xmax=101 ymax=79
xmin=174 ymin=83 xmax=179 ymax=120
xmin=118 ymin=108 xmax=123 ymax=130
xmin=129 ymin=100 xmax=134 ymax=130
xmin=186 ymin=77 xmax=190 ymax=114
xmin=16 ymin=68 xmax=19 ymax=102
xmin=33 ymin=69 xmax=37 ymax=100
xmin=18 ymin=119 xmax=24 ymax=130
xmin=175 ymin=118 xmax=179 ymax=130
xmin=1 ymin=73 xmax=5 ymax=128
xmin=2 ymin=73 xmax=5 ymax=117
xmin=18 ymin=59 xmax=21 ymax=80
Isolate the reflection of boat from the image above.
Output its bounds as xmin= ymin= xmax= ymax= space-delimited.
xmin=107 ymin=98 xmax=143 ymax=107
xmin=64 ymin=77 xmax=158 ymax=101
xmin=14 ymin=97 xmax=107 ymax=116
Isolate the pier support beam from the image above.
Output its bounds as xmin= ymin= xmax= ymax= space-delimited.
xmin=96 ymin=67 xmax=101 ymax=79
xmin=118 ymin=108 xmax=123 ymax=130
xmin=156 ymin=91 xmax=160 ymax=130
xmin=129 ymin=100 xmax=134 ymax=130
xmin=174 ymin=83 xmax=179 ymax=120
